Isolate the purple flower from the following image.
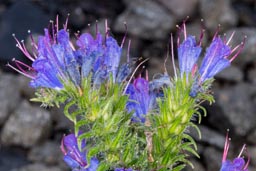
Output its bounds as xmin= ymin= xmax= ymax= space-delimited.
xmin=61 ymin=134 xmax=99 ymax=171
xmin=8 ymin=18 xmax=131 ymax=90
xmin=177 ymin=25 xmax=244 ymax=97
xmin=220 ymin=133 xmax=249 ymax=171
xmin=126 ymin=78 xmax=152 ymax=123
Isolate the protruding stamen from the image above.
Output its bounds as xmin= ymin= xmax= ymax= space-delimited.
xmin=226 ymin=31 xmax=236 ymax=46
xmin=121 ymin=21 xmax=127 ymax=48
xmin=12 ymin=34 xmax=35 ymax=61
xmin=213 ymin=24 xmax=221 ymax=40
xmin=198 ymin=29 xmax=205 ymax=46
xmin=222 ymin=130 xmax=230 ymax=163
xmin=238 ymin=144 xmax=246 ymax=158
xmin=105 ymin=19 xmax=109 ymax=38
xmin=64 ymin=13 xmax=70 ymax=30
xmin=170 ymin=33 xmax=177 ymax=79
xmin=230 ymin=36 xmax=246 ymax=62
xmin=123 ymin=58 xmax=149 ymax=95
xmin=127 ymin=39 xmax=131 ymax=63
xmin=56 ymin=15 xmax=59 ymax=32
xmin=95 ymin=20 xmax=98 ymax=34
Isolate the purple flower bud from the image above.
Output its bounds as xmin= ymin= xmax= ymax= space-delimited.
xmin=126 ymin=78 xmax=152 ymax=123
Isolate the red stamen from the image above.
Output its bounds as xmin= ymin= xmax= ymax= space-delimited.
xmin=64 ymin=13 xmax=70 ymax=31
xmin=213 ymin=24 xmax=221 ymax=40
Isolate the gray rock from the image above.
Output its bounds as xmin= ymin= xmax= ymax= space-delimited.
xmin=28 ymin=141 xmax=63 ymax=165
xmin=247 ymin=128 xmax=256 ymax=145
xmin=0 ymin=73 xmax=21 ymax=126
xmin=199 ymin=0 xmax=238 ymax=32
xmin=249 ymin=146 xmax=256 ymax=167
xmin=215 ymin=65 xmax=243 ymax=82
xmin=114 ymin=0 xmax=175 ymax=40
xmin=190 ymin=125 xmax=225 ymax=149
xmin=226 ymin=28 xmax=256 ymax=68
xmin=11 ymin=163 xmax=63 ymax=171
xmin=158 ymin=0 xmax=199 ymax=20
xmin=248 ymin=66 xmax=256 ymax=85
xmin=0 ymin=147 xmax=29 ymax=171
xmin=0 ymin=1 xmax=50 ymax=62
xmin=1 ymin=100 xmax=51 ymax=147
xmin=50 ymin=105 xmax=73 ymax=131
xmin=207 ymin=83 xmax=256 ymax=136
xmin=184 ymin=158 xmax=205 ymax=171
xmin=203 ymin=147 xmax=222 ymax=171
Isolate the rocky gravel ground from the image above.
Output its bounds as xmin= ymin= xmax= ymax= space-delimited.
xmin=0 ymin=0 xmax=256 ymax=170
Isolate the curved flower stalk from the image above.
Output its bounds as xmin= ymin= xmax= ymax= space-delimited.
xmin=220 ymin=133 xmax=250 ymax=171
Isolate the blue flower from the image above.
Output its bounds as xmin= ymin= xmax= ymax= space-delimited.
xmin=177 ymin=28 xmax=244 ymax=97
xmin=8 ymin=19 xmax=131 ymax=90
xmin=220 ymin=133 xmax=249 ymax=171
xmin=126 ymin=78 xmax=152 ymax=123
xmin=61 ymin=134 xmax=99 ymax=171
xmin=178 ymin=36 xmax=201 ymax=77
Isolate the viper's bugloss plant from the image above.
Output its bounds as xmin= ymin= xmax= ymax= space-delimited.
xmin=8 ymin=16 xmax=249 ymax=171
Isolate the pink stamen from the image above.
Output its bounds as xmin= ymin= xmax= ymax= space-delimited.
xmin=198 ymin=29 xmax=205 ymax=46
xmin=60 ymin=135 xmax=67 ymax=155
xmin=13 ymin=34 xmax=35 ymax=62
xmin=226 ymin=31 xmax=235 ymax=46
xmin=64 ymin=13 xmax=70 ymax=31
xmin=238 ymin=144 xmax=246 ymax=158
xmin=56 ymin=15 xmax=59 ymax=32
xmin=121 ymin=22 xmax=127 ymax=48
xmin=6 ymin=62 xmax=34 ymax=79
xmin=28 ymin=30 xmax=38 ymax=50
xmin=230 ymin=37 xmax=246 ymax=62
xmin=213 ymin=24 xmax=221 ymax=40
xmin=170 ymin=34 xmax=177 ymax=79
xmin=127 ymin=39 xmax=131 ymax=63
xmin=105 ymin=19 xmax=109 ymax=38
xmin=222 ymin=130 xmax=230 ymax=163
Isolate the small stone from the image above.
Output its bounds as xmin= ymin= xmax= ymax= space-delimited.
xmin=248 ymin=66 xmax=256 ymax=85
xmin=199 ymin=0 xmax=238 ymax=32
xmin=0 ymin=73 xmax=21 ymax=126
xmin=0 ymin=1 xmax=50 ymax=62
xmin=203 ymin=147 xmax=222 ymax=171
xmin=158 ymin=0 xmax=199 ymax=20
xmin=207 ymin=83 xmax=256 ymax=136
xmin=28 ymin=141 xmax=63 ymax=165
xmin=1 ymin=100 xmax=51 ymax=147
xmin=11 ymin=163 xmax=63 ymax=171
xmin=215 ymin=65 xmax=243 ymax=83
xmin=190 ymin=125 xmax=225 ymax=149
xmin=114 ymin=0 xmax=176 ymax=40
xmin=184 ymin=158 xmax=205 ymax=171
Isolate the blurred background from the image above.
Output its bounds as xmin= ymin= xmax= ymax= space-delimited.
xmin=0 ymin=0 xmax=256 ymax=170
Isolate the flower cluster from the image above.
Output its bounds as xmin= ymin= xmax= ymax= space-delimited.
xmin=8 ymin=18 xmax=130 ymax=91
xmin=177 ymin=26 xmax=244 ymax=97
xmin=8 ymin=16 xmax=250 ymax=171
